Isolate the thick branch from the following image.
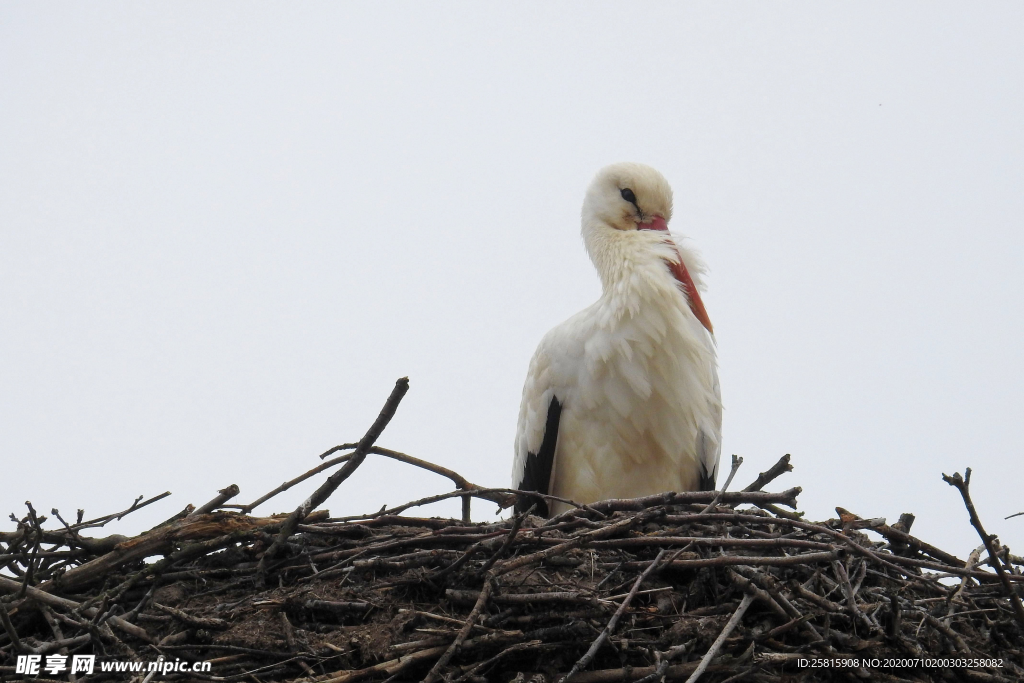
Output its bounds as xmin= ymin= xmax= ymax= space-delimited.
xmin=741 ymin=453 xmax=792 ymax=492
xmin=188 ymin=484 xmax=240 ymax=517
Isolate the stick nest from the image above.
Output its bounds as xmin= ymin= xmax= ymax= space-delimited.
xmin=2 ymin=380 xmax=1023 ymax=683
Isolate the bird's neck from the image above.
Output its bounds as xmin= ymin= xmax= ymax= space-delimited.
xmin=584 ymin=226 xmax=683 ymax=317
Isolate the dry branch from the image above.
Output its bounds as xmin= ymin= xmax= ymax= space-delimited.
xmin=943 ymin=468 xmax=1024 ymax=629
xmin=741 ymin=453 xmax=792 ymax=492
xmin=259 ymin=377 xmax=410 ymax=574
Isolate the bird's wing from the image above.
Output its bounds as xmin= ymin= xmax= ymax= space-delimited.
xmin=672 ymin=234 xmax=722 ymax=490
xmin=696 ymin=348 xmax=723 ymax=491
xmin=512 ymin=329 xmax=576 ymax=516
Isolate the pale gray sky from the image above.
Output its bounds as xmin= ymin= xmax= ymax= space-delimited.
xmin=2 ymin=3 xmax=1022 ymax=559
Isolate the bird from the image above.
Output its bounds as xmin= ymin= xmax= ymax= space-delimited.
xmin=511 ymin=162 xmax=721 ymax=517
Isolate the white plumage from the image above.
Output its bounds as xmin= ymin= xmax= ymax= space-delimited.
xmin=511 ymin=163 xmax=722 ymax=517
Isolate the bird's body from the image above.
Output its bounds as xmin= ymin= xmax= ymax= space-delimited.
xmin=512 ymin=163 xmax=721 ymax=517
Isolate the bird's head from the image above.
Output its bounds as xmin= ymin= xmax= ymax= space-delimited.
xmin=580 ymin=162 xmax=714 ymax=335
xmin=582 ymin=162 xmax=674 ymax=233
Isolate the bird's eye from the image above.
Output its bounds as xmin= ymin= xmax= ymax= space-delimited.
xmin=620 ymin=188 xmax=637 ymax=205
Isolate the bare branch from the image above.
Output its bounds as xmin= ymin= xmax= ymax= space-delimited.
xmin=258 ymin=377 xmax=410 ymax=574
xmin=741 ymin=453 xmax=792 ymax=492
xmin=942 ymin=468 xmax=1024 ymax=629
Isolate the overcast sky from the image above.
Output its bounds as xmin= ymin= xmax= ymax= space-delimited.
xmin=2 ymin=3 xmax=1022 ymax=560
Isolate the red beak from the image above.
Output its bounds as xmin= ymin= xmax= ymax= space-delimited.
xmin=638 ymin=215 xmax=669 ymax=232
xmin=638 ymin=216 xmax=714 ymax=335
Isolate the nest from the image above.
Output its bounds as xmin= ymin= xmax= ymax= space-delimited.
xmin=2 ymin=378 xmax=1023 ymax=683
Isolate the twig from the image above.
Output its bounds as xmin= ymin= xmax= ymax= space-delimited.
xmin=684 ymin=593 xmax=755 ymax=683
xmin=917 ymin=610 xmax=972 ymax=654
xmin=0 ymin=601 xmax=24 ymax=651
xmin=325 ymin=487 xmax=563 ymax=524
xmin=947 ymin=544 xmax=984 ymax=622
xmin=370 ymin=447 xmax=516 ymax=512
xmin=727 ymin=569 xmax=789 ymax=620
xmin=633 ymin=641 xmax=696 ymax=683
xmin=837 ymin=507 xmax=964 ymax=567
xmin=832 ymin=560 xmax=876 ymax=634
xmin=322 ymin=645 xmax=449 ymax=683
xmin=71 ymin=491 xmax=172 ymax=530
xmin=583 ymin=488 xmax=801 ymax=513
xmin=259 ymin=377 xmax=410 ymax=574
xmin=307 ymin=599 xmax=371 ymax=613
xmin=741 ymin=453 xmax=792 ymax=492
xmin=446 ymin=589 xmax=596 ymax=606
xmin=188 ymin=485 xmax=240 ymax=518
xmin=498 ymin=508 xmax=662 ymax=576
xmin=942 ymin=468 xmax=1024 ymax=629
xmin=450 ymin=640 xmax=546 ymax=683
xmin=317 ymin=444 xmax=515 ymax=512
xmin=561 ymin=549 xmax=669 ymax=683
xmin=478 ymin=504 xmax=533 ymax=575
xmin=18 ymin=502 xmax=43 ymax=598
xmin=398 ymin=609 xmax=500 ymax=634
xmin=152 ymin=602 xmax=230 ymax=629
xmin=699 ymin=454 xmax=743 ymax=515
xmin=240 ymin=453 xmax=355 ymax=513
xmin=659 ymin=550 xmax=838 ymax=570
xmin=421 ymin=578 xmax=494 ymax=683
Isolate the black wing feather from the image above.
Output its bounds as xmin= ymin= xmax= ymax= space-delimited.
xmin=514 ymin=396 xmax=561 ymax=517
xmin=698 ymin=461 xmax=717 ymax=492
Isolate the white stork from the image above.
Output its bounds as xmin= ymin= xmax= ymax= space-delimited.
xmin=512 ymin=162 xmax=721 ymax=517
